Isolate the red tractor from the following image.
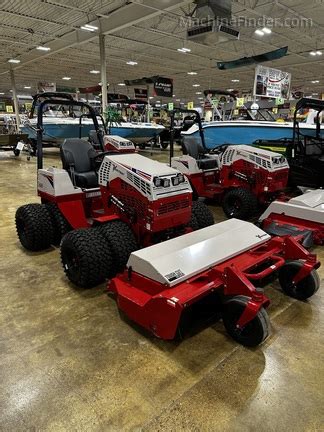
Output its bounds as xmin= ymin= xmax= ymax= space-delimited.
xmin=170 ymin=109 xmax=289 ymax=220
xmin=15 ymin=96 xmax=214 ymax=288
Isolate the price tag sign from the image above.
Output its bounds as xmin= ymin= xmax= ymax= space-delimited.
xmin=272 ymin=107 xmax=278 ymax=114
xmin=276 ymin=97 xmax=285 ymax=106
xmin=168 ymin=102 xmax=174 ymax=111
xmin=236 ymin=98 xmax=245 ymax=108
xmin=234 ymin=109 xmax=239 ymax=116
xmin=6 ymin=105 xmax=13 ymax=113
xmin=187 ymin=101 xmax=194 ymax=110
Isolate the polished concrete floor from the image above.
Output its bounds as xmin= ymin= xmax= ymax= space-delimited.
xmin=0 ymin=147 xmax=324 ymax=431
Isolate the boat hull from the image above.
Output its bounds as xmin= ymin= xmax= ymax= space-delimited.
xmin=21 ymin=120 xmax=164 ymax=145
xmin=182 ymin=121 xmax=324 ymax=151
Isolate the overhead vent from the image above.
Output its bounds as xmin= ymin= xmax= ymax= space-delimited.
xmin=186 ymin=0 xmax=239 ymax=44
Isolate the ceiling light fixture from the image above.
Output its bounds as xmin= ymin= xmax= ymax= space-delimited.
xmin=192 ymin=84 xmax=200 ymax=87
xmin=187 ymin=71 xmax=197 ymax=75
xmin=24 ymin=86 xmax=31 ymax=89
xmin=255 ymin=29 xmax=264 ymax=36
xmin=0 ymin=92 xmax=4 ymax=95
xmin=62 ymin=77 xmax=71 ymax=80
xmin=80 ymin=24 xmax=98 ymax=32
xmin=311 ymin=80 xmax=320 ymax=83
xmin=126 ymin=61 xmax=138 ymax=66
xmin=8 ymin=59 xmax=20 ymax=63
xmin=262 ymin=27 xmax=272 ymax=34
xmin=231 ymin=79 xmax=240 ymax=82
xmin=178 ymin=47 xmax=191 ymax=53
xmin=316 ymin=51 xmax=322 ymax=55
xmin=90 ymin=69 xmax=100 ymax=74
xmin=118 ymin=83 xmax=126 ymax=86
xmin=196 ymin=91 xmax=202 ymax=95
xmin=36 ymin=46 xmax=51 ymax=51
xmin=310 ymin=51 xmax=318 ymax=56
xmin=227 ymin=88 xmax=234 ymax=91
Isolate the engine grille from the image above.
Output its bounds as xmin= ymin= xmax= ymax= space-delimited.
xmin=157 ymin=199 xmax=190 ymax=215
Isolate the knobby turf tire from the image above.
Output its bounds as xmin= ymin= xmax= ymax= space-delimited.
xmin=190 ymin=200 xmax=214 ymax=230
xmin=15 ymin=203 xmax=54 ymax=251
xmin=222 ymin=188 xmax=258 ymax=220
xmin=60 ymin=228 xmax=113 ymax=288
xmin=97 ymin=221 xmax=138 ymax=273
xmin=45 ymin=202 xmax=71 ymax=245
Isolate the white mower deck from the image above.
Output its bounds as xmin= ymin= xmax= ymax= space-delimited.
xmin=127 ymin=219 xmax=271 ymax=287
xmin=260 ymin=189 xmax=324 ymax=224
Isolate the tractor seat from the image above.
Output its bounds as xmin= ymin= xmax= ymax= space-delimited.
xmin=182 ymin=138 xmax=219 ymax=170
xmin=60 ymin=138 xmax=98 ymax=189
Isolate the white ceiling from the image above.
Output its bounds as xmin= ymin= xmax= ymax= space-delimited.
xmin=1 ymin=0 xmax=324 ymax=104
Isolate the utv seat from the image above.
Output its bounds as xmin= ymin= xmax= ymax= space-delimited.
xmin=182 ymin=138 xmax=219 ymax=170
xmin=61 ymin=138 xmax=98 ymax=189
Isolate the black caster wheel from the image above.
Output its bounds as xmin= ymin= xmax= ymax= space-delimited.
xmin=279 ymin=260 xmax=320 ymax=300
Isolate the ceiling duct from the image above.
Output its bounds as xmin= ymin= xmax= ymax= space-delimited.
xmin=187 ymin=0 xmax=239 ymax=44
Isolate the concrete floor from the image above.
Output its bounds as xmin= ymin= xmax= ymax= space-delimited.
xmin=0 ymin=147 xmax=324 ymax=431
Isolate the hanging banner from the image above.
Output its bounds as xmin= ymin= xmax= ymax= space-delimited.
xmin=134 ymin=88 xmax=148 ymax=99
xmin=37 ymin=82 xmax=56 ymax=93
xmin=254 ymin=65 xmax=291 ymax=99
xmin=153 ymin=77 xmax=173 ymax=97
xmin=168 ymin=102 xmax=174 ymax=111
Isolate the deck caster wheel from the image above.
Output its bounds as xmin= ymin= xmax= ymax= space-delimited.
xmin=278 ymin=260 xmax=320 ymax=300
xmin=222 ymin=188 xmax=258 ymax=220
xmin=60 ymin=228 xmax=113 ymax=288
xmin=222 ymin=295 xmax=270 ymax=347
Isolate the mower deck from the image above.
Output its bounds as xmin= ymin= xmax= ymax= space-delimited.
xmin=260 ymin=189 xmax=324 ymax=245
xmin=109 ymin=219 xmax=320 ymax=346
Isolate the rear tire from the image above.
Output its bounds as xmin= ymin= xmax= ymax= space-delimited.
xmin=60 ymin=228 xmax=113 ymax=288
xmin=15 ymin=203 xmax=54 ymax=251
xmin=222 ymin=188 xmax=258 ymax=220
xmin=98 ymin=220 xmax=138 ymax=273
xmin=278 ymin=260 xmax=320 ymax=300
xmin=190 ymin=201 xmax=214 ymax=230
xmin=222 ymin=295 xmax=270 ymax=347
xmin=45 ymin=202 xmax=71 ymax=245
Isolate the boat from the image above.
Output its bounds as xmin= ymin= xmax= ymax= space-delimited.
xmin=181 ymin=120 xmax=324 ymax=151
xmin=21 ymin=116 xmax=164 ymax=145
xmin=20 ymin=92 xmax=165 ymax=146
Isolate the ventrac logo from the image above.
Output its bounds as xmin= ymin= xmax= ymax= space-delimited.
xmin=112 ymin=164 xmax=125 ymax=176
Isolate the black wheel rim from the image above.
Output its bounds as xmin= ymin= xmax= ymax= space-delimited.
xmin=227 ymin=197 xmax=242 ymax=217
xmin=63 ymin=247 xmax=81 ymax=281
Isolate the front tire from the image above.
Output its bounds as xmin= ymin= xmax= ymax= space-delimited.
xmin=222 ymin=295 xmax=270 ymax=347
xmin=190 ymin=200 xmax=214 ymax=230
xmin=98 ymin=220 xmax=138 ymax=274
xmin=15 ymin=203 xmax=54 ymax=251
xmin=222 ymin=188 xmax=258 ymax=220
xmin=60 ymin=228 xmax=113 ymax=288
xmin=45 ymin=202 xmax=71 ymax=245
xmin=278 ymin=260 xmax=320 ymax=300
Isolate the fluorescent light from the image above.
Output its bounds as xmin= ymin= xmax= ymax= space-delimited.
xmin=118 ymin=83 xmax=126 ymax=86
xmin=90 ymin=70 xmax=100 ymax=74
xmin=36 ymin=46 xmax=51 ymax=51
xmin=126 ymin=61 xmax=138 ymax=66
xmin=156 ymin=101 xmax=161 ymax=103
xmin=187 ymin=71 xmax=197 ymax=75
xmin=0 ymin=92 xmax=4 ymax=95
xmin=198 ymin=97 xmax=204 ymax=100
xmin=178 ymin=47 xmax=191 ymax=53
xmin=310 ymin=51 xmax=317 ymax=56
xmin=192 ymin=84 xmax=200 ymax=87
xmin=62 ymin=77 xmax=71 ymax=80
xmin=311 ymin=80 xmax=320 ymax=83
xmin=231 ymin=79 xmax=240 ymax=82
xmin=98 ymin=82 xmax=102 ymax=85
xmin=255 ymin=29 xmax=264 ymax=36
xmin=196 ymin=91 xmax=202 ymax=95
xmin=227 ymin=88 xmax=234 ymax=91
xmin=262 ymin=27 xmax=272 ymax=34
xmin=8 ymin=59 xmax=20 ymax=63
xmin=316 ymin=51 xmax=322 ymax=55
xmin=149 ymin=97 xmax=154 ymax=99
xmin=80 ymin=24 xmax=98 ymax=32
xmin=176 ymin=99 xmax=181 ymax=102
xmin=24 ymin=86 xmax=31 ymax=89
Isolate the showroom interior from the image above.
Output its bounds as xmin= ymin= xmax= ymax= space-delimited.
xmin=0 ymin=0 xmax=324 ymax=430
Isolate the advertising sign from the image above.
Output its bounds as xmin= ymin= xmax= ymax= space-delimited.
xmin=187 ymin=101 xmax=194 ymax=110
xmin=153 ymin=77 xmax=173 ymax=97
xmin=254 ymin=65 xmax=291 ymax=99
xmin=168 ymin=102 xmax=174 ymax=111
xmin=134 ymin=88 xmax=148 ymax=99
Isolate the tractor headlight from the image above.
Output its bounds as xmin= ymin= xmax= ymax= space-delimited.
xmin=163 ymin=178 xmax=170 ymax=188
xmin=153 ymin=177 xmax=162 ymax=187
xmin=172 ymin=176 xmax=180 ymax=186
xmin=178 ymin=174 xmax=185 ymax=183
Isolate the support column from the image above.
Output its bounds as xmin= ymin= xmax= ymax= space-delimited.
xmin=99 ymin=33 xmax=108 ymax=115
xmin=9 ymin=66 xmax=20 ymax=131
xmin=147 ymin=84 xmax=150 ymax=122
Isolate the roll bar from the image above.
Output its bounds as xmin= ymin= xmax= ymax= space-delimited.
xmin=293 ymin=98 xmax=324 ymax=143
xmin=37 ymin=98 xmax=104 ymax=170
xmin=169 ymin=108 xmax=205 ymax=166
xmin=30 ymin=92 xmax=74 ymax=118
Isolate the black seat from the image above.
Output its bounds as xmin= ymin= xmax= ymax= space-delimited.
xmin=60 ymin=138 xmax=98 ymax=189
xmin=182 ymin=137 xmax=218 ymax=170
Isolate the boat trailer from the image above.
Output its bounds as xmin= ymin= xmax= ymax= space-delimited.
xmin=109 ymin=219 xmax=320 ymax=347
